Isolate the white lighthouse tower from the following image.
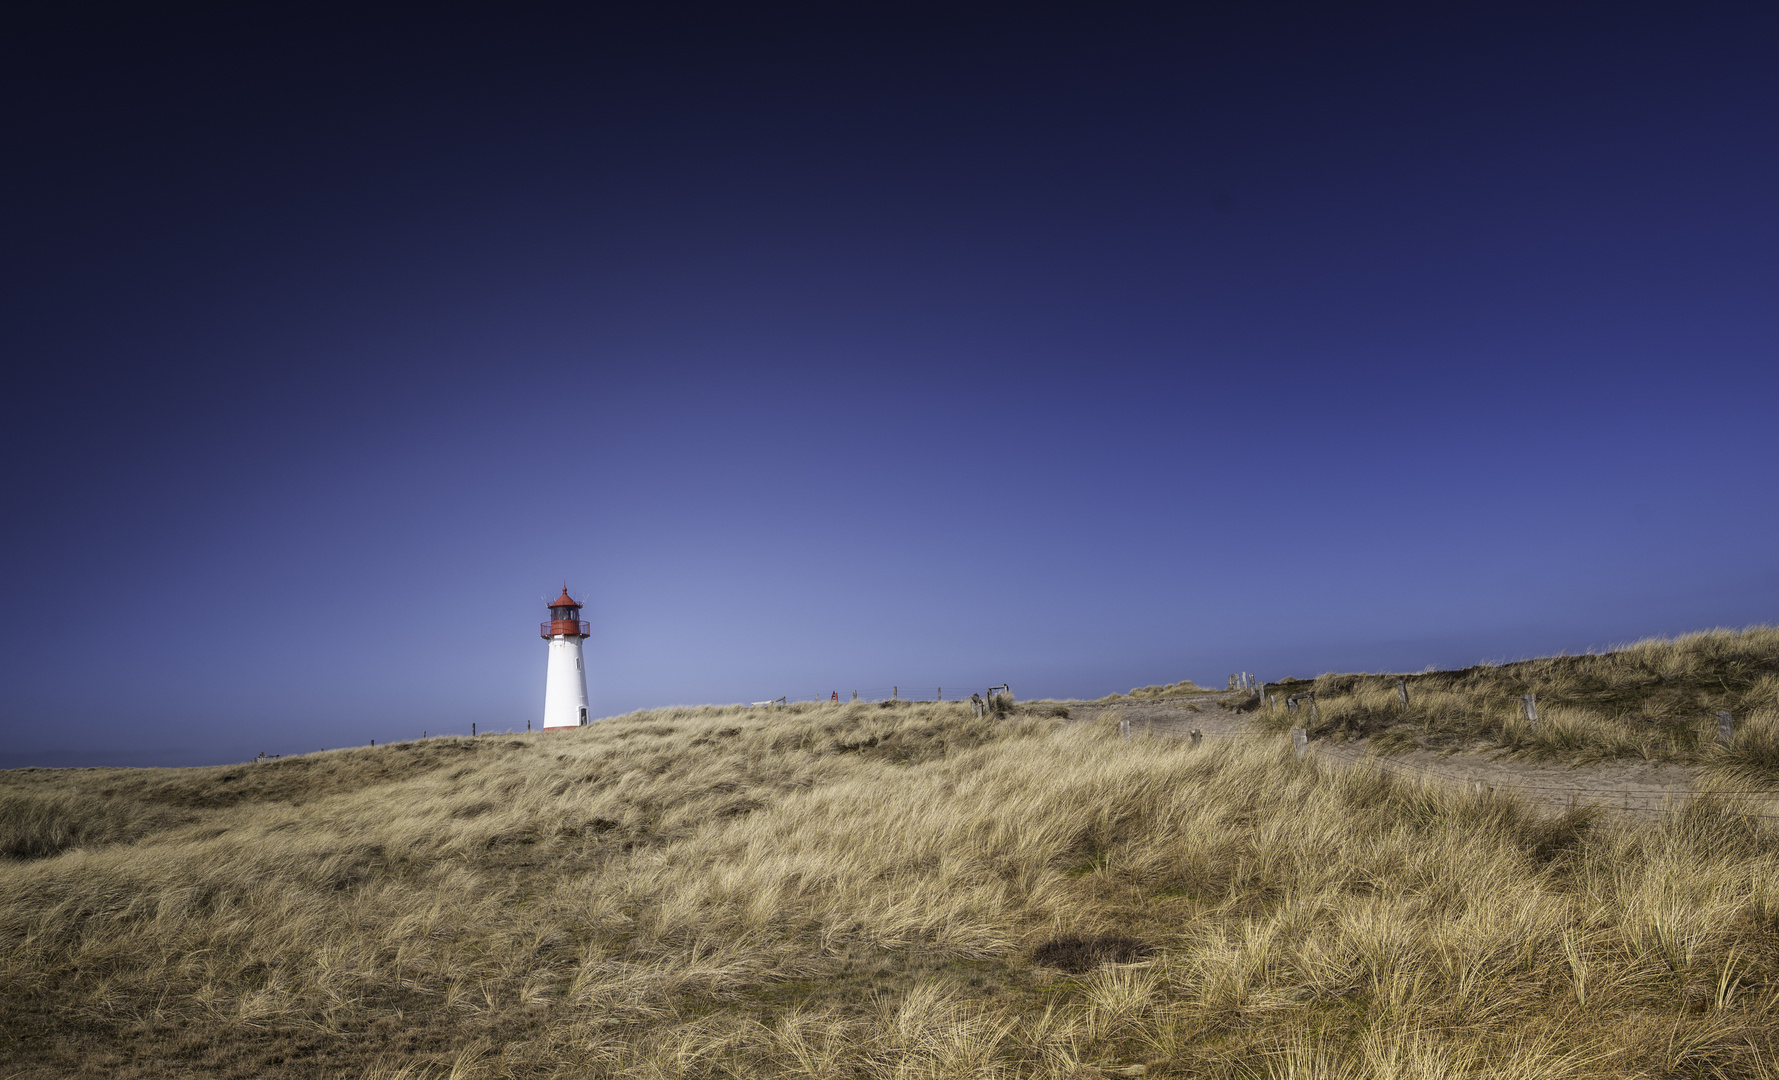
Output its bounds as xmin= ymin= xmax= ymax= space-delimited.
xmin=541 ymin=587 xmax=591 ymax=730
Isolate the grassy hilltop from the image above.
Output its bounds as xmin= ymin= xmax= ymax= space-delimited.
xmin=1251 ymin=627 xmax=1779 ymax=773
xmin=5 ymin=638 xmax=1779 ymax=1077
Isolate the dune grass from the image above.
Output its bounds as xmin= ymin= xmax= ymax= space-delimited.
xmin=1094 ymin=680 xmax=1208 ymax=703
xmin=1253 ymin=626 xmax=1779 ymax=774
xmin=5 ymin=698 xmax=1779 ymax=1077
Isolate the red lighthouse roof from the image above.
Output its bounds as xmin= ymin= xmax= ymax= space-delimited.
xmin=549 ymin=588 xmax=581 ymax=609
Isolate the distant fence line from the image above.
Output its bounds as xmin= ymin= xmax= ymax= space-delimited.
xmin=750 ymin=685 xmax=1013 ymax=706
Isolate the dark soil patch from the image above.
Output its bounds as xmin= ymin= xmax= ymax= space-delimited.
xmin=1031 ymin=933 xmax=1154 ymax=973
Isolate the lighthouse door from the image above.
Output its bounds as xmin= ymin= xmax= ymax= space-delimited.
xmin=579 ymin=706 xmax=588 ymax=725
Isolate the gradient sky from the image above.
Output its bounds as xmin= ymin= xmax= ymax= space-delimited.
xmin=3 ymin=4 xmax=1776 ymax=767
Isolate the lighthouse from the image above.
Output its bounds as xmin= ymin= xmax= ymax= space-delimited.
xmin=541 ymin=587 xmax=591 ymax=730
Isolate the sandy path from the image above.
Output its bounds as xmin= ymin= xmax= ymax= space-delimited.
xmin=1073 ymin=695 xmax=1777 ymax=823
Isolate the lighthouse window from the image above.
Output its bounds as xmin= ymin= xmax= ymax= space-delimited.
xmin=576 ymin=657 xmax=582 ymax=670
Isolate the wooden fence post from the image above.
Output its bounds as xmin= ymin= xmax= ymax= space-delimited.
xmin=1287 ymin=695 xmax=1298 ymax=715
xmin=1520 ymin=693 xmax=1538 ymax=725
xmin=1119 ymin=718 xmax=1131 ymax=740
xmin=1292 ymin=728 xmax=1308 ymax=759
xmin=1717 ymin=710 xmax=1733 ymax=746
xmin=1190 ymin=728 xmax=1202 ymax=748
xmin=893 ymin=686 xmax=898 ymax=701
xmin=1307 ymin=693 xmax=1320 ymax=722
xmin=1397 ymin=679 xmax=1408 ymax=708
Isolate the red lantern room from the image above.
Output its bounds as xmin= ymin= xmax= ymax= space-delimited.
xmin=540 ymin=587 xmax=591 ymax=639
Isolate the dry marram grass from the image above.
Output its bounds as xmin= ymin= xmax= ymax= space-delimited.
xmin=1257 ymin=626 xmax=1779 ymax=774
xmin=1095 ymin=680 xmax=1207 ymax=703
xmin=4 ymin=696 xmax=1779 ymax=1076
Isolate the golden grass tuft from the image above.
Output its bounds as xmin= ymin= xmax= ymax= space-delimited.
xmin=4 ymin=697 xmax=1779 ymax=1076
xmin=1097 ymin=680 xmax=1207 ymax=703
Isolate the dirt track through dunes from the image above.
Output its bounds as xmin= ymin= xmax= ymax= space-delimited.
xmin=1082 ymin=694 xmax=1765 ymax=822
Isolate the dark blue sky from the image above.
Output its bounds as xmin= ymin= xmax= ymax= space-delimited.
xmin=3 ymin=4 xmax=1775 ymax=766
